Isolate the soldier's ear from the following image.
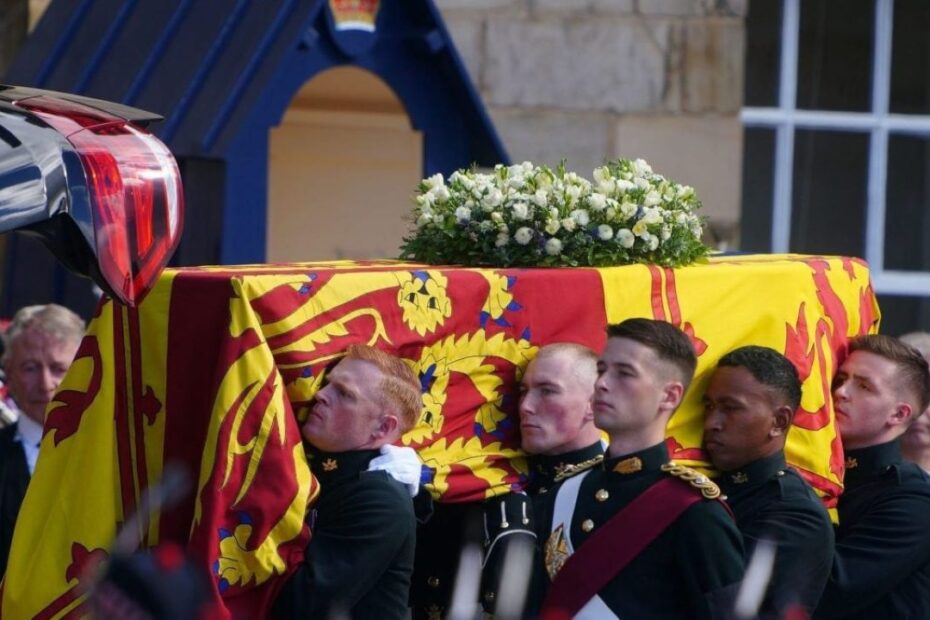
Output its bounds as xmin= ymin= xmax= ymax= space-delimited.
xmin=374 ymin=414 xmax=399 ymax=440
xmin=770 ymin=405 xmax=792 ymax=437
xmin=889 ymin=402 xmax=913 ymax=428
xmin=659 ymin=381 xmax=685 ymax=414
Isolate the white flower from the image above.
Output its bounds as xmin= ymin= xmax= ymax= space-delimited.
xmin=423 ymin=173 xmax=444 ymax=189
xmin=545 ymin=219 xmax=561 ymax=235
xmin=533 ymin=189 xmax=548 ymax=207
xmin=597 ymin=178 xmax=616 ymax=194
xmin=514 ymin=227 xmax=534 ymax=245
xmin=643 ymin=191 xmax=661 ymax=208
xmin=605 ymin=207 xmax=617 ymax=221
xmin=495 ymin=233 xmax=509 ymax=247
xmin=544 ymin=238 xmax=563 ymax=256
xmin=416 ymin=213 xmax=432 ymax=227
xmin=561 ymin=217 xmax=577 ymax=232
xmin=512 ymin=202 xmax=530 ymax=220
xmin=593 ymin=166 xmax=609 ymax=183
xmin=632 ymin=158 xmax=653 ymax=177
xmin=490 ymin=212 xmax=504 ymax=223
xmin=677 ymin=184 xmax=694 ymax=199
xmin=634 ymin=177 xmax=650 ymax=190
xmin=615 ymin=179 xmax=636 ymax=193
xmin=587 ymin=193 xmax=608 ymax=211
xmin=571 ymin=209 xmax=590 ymax=226
xmin=632 ymin=220 xmax=649 ymax=237
xmin=617 ymin=228 xmax=635 ymax=248
xmin=619 ymin=201 xmax=637 ymax=219
xmin=430 ymin=185 xmax=451 ymax=202
xmin=661 ymin=225 xmax=671 ymax=241
xmin=647 ymin=234 xmax=659 ymax=251
xmin=597 ymin=224 xmax=614 ymax=240
xmin=416 ymin=193 xmax=433 ymax=208
xmin=482 ymin=189 xmax=503 ymax=211
xmin=479 ymin=220 xmax=495 ymax=233
xmin=566 ymin=185 xmax=582 ymax=206
xmin=455 ymin=206 xmax=471 ymax=223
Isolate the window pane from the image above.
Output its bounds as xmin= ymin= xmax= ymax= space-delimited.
xmin=739 ymin=127 xmax=776 ymax=251
xmin=796 ymin=0 xmax=874 ymax=112
xmin=877 ymin=294 xmax=930 ymax=335
xmin=890 ymin=0 xmax=930 ymax=115
xmin=789 ymin=130 xmax=868 ymax=256
xmin=884 ymin=135 xmax=930 ymax=270
xmin=744 ymin=0 xmax=781 ymax=107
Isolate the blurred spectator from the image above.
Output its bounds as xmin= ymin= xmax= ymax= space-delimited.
xmin=899 ymin=331 xmax=930 ymax=472
xmin=0 ymin=304 xmax=84 ymax=576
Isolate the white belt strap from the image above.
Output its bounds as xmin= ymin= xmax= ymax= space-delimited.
xmin=549 ymin=470 xmax=619 ymax=620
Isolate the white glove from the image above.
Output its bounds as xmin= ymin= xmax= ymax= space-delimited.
xmin=368 ymin=444 xmax=422 ymax=497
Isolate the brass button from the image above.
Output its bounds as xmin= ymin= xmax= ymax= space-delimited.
xmin=581 ymin=519 xmax=594 ymax=533
xmin=595 ymin=489 xmax=609 ymax=502
xmin=427 ymin=576 xmax=440 ymax=588
xmin=776 ymin=470 xmax=785 ymax=477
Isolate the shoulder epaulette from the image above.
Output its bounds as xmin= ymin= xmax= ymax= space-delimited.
xmin=660 ymin=462 xmax=722 ymax=500
xmin=553 ymin=454 xmax=604 ymax=483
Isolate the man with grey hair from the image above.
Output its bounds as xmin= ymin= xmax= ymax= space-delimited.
xmin=0 ymin=304 xmax=84 ymax=575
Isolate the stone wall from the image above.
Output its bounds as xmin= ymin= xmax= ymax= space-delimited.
xmin=435 ymin=0 xmax=747 ymax=244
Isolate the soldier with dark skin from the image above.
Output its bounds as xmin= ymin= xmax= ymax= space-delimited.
xmin=703 ymin=346 xmax=833 ymax=618
xmin=273 ymin=345 xmax=420 ymax=620
xmin=535 ymin=319 xmax=745 ymax=619
xmin=815 ymin=335 xmax=930 ymax=619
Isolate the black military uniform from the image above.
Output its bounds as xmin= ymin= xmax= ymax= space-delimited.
xmin=535 ymin=442 xmax=745 ymax=619
xmin=718 ymin=451 xmax=833 ymax=617
xmin=815 ymin=440 xmax=930 ymax=619
xmin=0 ymin=423 xmax=30 ymax=577
xmin=273 ymin=450 xmax=416 ymax=620
xmin=527 ymin=440 xmax=605 ymax=496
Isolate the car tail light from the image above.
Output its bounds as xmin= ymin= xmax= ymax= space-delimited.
xmin=16 ymin=96 xmax=183 ymax=306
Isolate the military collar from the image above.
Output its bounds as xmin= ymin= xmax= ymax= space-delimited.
xmin=529 ymin=441 xmax=605 ymax=491
xmin=717 ymin=452 xmax=786 ymax=494
xmin=843 ymin=440 xmax=902 ymax=487
xmin=605 ymin=441 xmax=668 ymax=477
xmin=308 ymin=449 xmax=380 ymax=485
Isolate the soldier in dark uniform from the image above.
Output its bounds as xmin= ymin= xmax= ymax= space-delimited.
xmin=536 ymin=319 xmax=745 ymax=619
xmin=521 ymin=343 xmax=604 ymax=495
xmin=815 ymin=334 xmax=930 ymax=619
xmin=702 ymin=345 xmax=833 ymax=618
xmin=273 ymin=345 xmax=420 ymax=619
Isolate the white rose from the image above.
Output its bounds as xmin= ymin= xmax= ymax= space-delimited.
xmin=455 ymin=206 xmax=471 ymax=223
xmin=643 ymin=190 xmax=661 ymax=208
xmin=617 ymin=228 xmax=635 ymax=248
xmin=571 ymin=209 xmax=590 ymax=226
xmin=615 ymin=179 xmax=636 ymax=193
xmin=647 ymin=234 xmax=659 ymax=251
xmin=561 ymin=217 xmax=577 ymax=232
xmin=482 ymin=189 xmax=503 ymax=211
xmin=544 ymin=238 xmax=563 ymax=256
xmin=514 ymin=227 xmax=534 ymax=245
xmin=634 ymin=177 xmax=650 ymax=190
xmin=632 ymin=158 xmax=653 ymax=177
xmin=597 ymin=224 xmax=614 ymax=240
xmin=512 ymin=202 xmax=530 ymax=220
xmin=587 ymin=193 xmax=607 ymax=211
xmin=431 ymin=185 xmax=451 ymax=202
xmin=495 ymin=233 xmax=509 ymax=247
xmin=545 ymin=219 xmax=561 ymax=235
xmin=620 ymin=201 xmax=637 ymax=219
xmin=534 ymin=189 xmax=548 ymax=207
xmin=423 ymin=172 xmax=444 ymax=189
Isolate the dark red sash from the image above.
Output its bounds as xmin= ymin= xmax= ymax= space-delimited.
xmin=540 ymin=477 xmax=702 ymax=620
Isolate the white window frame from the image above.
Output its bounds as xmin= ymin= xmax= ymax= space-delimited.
xmin=741 ymin=0 xmax=930 ymax=296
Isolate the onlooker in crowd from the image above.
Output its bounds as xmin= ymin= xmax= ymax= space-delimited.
xmin=273 ymin=345 xmax=420 ymax=619
xmin=0 ymin=304 xmax=84 ymax=576
xmin=703 ymin=345 xmax=833 ymax=618
xmin=536 ymin=319 xmax=744 ymax=619
xmin=520 ymin=342 xmax=604 ymax=494
xmin=815 ymin=335 xmax=930 ymax=619
xmin=899 ymin=331 xmax=930 ymax=472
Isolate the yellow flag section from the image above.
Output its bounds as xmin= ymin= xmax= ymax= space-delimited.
xmin=598 ymin=254 xmax=880 ymax=506
xmin=2 ymin=274 xmax=177 ymax=619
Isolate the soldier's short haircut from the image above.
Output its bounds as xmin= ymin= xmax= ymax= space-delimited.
xmin=849 ymin=335 xmax=930 ymax=415
xmin=343 ymin=345 xmax=422 ymax=434
xmin=530 ymin=342 xmax=598 ymax=384
xmin=718 ymin=345 xmax=802 ymax=411
xmin=606 ymin=318 xmax=697 ymax=389
xmin=2 ymin=304 xmax=85 ymax=366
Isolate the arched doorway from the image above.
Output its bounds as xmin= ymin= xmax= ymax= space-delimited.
xmin=267 ymin=66 xmax=423 ymax=262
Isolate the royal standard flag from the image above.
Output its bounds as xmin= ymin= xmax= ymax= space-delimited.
xmin=2 ymin=254 xmax=877 ymax=618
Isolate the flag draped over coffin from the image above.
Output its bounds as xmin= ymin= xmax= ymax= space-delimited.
xmin=2 ymin=254 xmax=878 ymax=618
